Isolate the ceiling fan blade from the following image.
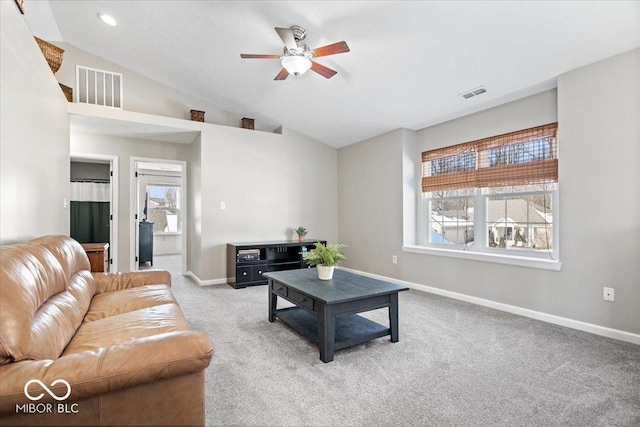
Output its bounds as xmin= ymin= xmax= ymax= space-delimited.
xmin=240 ymin=54 xmax=281 ymax=59
xmin=310 ymin=61 xmax=337 ymax=79
xmin=274 ymin=68 xmax=289 ymax=80
xmin=311 ymin=41 xmax=350 ymax=58
xmin=275 ymin=27 xmax=297 ymax=51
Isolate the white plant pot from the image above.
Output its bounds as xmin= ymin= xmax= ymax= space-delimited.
xmin=316 ymin=265 xmax=335 ymax=281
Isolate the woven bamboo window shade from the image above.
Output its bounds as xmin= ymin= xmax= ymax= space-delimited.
xmin=421 ymin=141 xmax=477 ymax=192
xmin=422 ymin=123 xmax=558 ymax=192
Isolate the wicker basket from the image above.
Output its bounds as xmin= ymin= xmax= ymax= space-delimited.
xmin=34 ymin=37 xmax=64 ymax=74
xmin=241 ymin=117 xmax=255 ymax=130
xmin=59 ymin=83 xmax=72 ymax=102
xmin=14 ymin=0 xmax=24 ymax=14
xmin=190 ymin=110 xmax=205 ymax=122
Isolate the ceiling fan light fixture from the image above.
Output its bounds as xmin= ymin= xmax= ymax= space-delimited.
xmin=241 ymin=26 xmax=348 ymax=80
xmin=281 ymin=56 xmax=312 ymax=76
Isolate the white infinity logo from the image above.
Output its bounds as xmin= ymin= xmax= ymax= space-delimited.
xmin=24 ymin=379 xmax=71 ymax=401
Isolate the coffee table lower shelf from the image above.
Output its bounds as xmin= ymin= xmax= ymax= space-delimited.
xmin=274 ymin=306 xmax=390 ymax=351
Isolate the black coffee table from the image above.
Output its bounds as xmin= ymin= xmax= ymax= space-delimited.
xmin=264 ymin=268 xmax=409 ymax=362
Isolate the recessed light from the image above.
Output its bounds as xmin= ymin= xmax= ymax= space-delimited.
xmin=98 ymin=13 xmax=117 ymax=27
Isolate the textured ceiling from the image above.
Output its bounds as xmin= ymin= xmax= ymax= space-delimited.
xmin=27 ymin=1 xmax=640 ymax=148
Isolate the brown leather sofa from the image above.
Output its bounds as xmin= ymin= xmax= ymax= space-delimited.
xmin=0 ymin=235 xmax=213 ymax=426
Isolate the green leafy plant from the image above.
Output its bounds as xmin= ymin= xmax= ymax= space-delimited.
xmin=295 ymin=226 xmax=307 ymax=237
xmin=303 ymin=242 xmax=347 ymax=267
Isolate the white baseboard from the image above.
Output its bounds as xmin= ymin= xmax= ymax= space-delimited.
xmin=338 ymin=266 xmax=640 ymax=345
xmin=186 ymin=271 xmax=228 ymax=286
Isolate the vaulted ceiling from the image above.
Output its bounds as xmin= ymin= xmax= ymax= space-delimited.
xmin=25 ymin=1 xmax=640 ymax=148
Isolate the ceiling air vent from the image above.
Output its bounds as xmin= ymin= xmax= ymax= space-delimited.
xmin=461 ymin=86 xmax=487 ymax=100
xmin=76 ymin=65 xmax=123 ymax=109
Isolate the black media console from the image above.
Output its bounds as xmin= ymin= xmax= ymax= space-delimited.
xmin=227 ymin=240 xmax=326 ymax=289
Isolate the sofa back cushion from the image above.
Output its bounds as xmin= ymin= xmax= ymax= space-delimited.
xmin=0 ymin=236 xmax=95 ymax=364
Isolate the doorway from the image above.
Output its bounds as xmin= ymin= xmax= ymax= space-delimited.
xmin=130 ymin=158 xmax=187 ymax=275
xmin=70 ymin=153 xmax=119 ymax=272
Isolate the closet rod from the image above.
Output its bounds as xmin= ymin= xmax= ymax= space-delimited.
xmin=71 ymin=178 xmax=110 ymax=183
xmin=138 ymin=173 xmax=182 ymax=178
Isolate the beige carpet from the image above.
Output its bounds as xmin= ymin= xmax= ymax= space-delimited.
xmin=158 ymin=256 xmax=640 ymax=427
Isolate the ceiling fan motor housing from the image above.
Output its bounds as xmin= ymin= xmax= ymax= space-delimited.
xmin=284 ymin=42 xmax=313 ymax=59
xmin=282 ymin=26 xmax=313 ymax=59
xmin=289 ymin=25 xmax=307 ymax=42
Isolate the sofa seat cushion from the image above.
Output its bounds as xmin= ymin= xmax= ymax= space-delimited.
xmin=0 ymin=331 xmax=213 ymax=416
xmin=83 ymin=284 xmax=176 ymax=323
xmin=62 ymin=303 xmax=189 ymax=356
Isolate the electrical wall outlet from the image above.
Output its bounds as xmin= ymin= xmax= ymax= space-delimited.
xmin=392 ymin=255 xmax=397 ymax=264
xmin=603 ymin=287 xmax=614 ymax=302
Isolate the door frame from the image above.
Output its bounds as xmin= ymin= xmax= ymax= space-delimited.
xmin=130 ymin=157 xmax=188 ymax=275
xmin=70 ymin=152 xmax=119 ymax=273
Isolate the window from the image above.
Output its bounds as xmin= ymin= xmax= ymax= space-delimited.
xmin=485 ymin=186 xmax=554 ymax=251
xmin=428 ymin=189 xmax=475 ymax=245
xmin=146 ymin=184 xmax=181 ymax=233
xmin=421 ymin=123 xmax=558 ymax=261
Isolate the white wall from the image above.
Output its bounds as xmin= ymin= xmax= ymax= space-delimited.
xmin=0 ymin=1 xmax=70 ymax=244
xmin=197 ymin=125 xmax=339 ymax=282
xmin=153 ymin=234 xmax=181 ymax=256
xmin=55 ymin=43 xmax=245 ymax=129
xmin=70 ymin=131 xmax=190 ymax=269
xmin=338 ymin=49 xmax=640 ymax=336
xmin=557 ymin=48 xmax=640 ymax=335
xmin=338 ymin=128 xmax=406 ymax=277
xmin=188 ymin=135 xmax=202 ymax=277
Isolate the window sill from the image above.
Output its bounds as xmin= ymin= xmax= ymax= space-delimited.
xmin=402 ymin=245 xmax=562 ymax=271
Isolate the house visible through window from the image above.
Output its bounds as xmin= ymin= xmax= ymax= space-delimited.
xmin=147 ymin=184 xmax=181 ymax=233
xmin=422 ymin=123 xmax=558 ymax=260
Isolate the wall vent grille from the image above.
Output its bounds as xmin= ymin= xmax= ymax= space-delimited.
xmin=76 ymin=65 xmax=123 ymax=108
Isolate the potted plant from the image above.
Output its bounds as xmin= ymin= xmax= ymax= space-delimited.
xmin=303 ymin=242 xmax=347 ymax=280
xmin=295 ymin=226 xmax=307 ymax=242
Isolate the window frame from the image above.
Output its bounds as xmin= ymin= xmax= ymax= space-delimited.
xmin=146 ymin=183 xmax=182 ymax=235
xmin=411 ymin=123 xmax=561 ymax=271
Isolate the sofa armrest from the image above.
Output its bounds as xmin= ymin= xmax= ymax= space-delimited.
xmin=0 ymin=331 xmax=212 ymax=415
xmin=93 ymin=270 xmax=172 ymax=294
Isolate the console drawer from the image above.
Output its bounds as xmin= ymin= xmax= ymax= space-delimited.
xmin=252 ymin=265 xmax=267 ymax=282
xmin=288 ymin=289 xmax=315 ymax=311
xmin=236 ymin=266 xmax=252 ymax=283
xmin=271 ymin=282 xmax=288 ymax=297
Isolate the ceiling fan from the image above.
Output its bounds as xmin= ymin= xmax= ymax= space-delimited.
xmin=240 ymin=25 xmax=350 ymax=80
